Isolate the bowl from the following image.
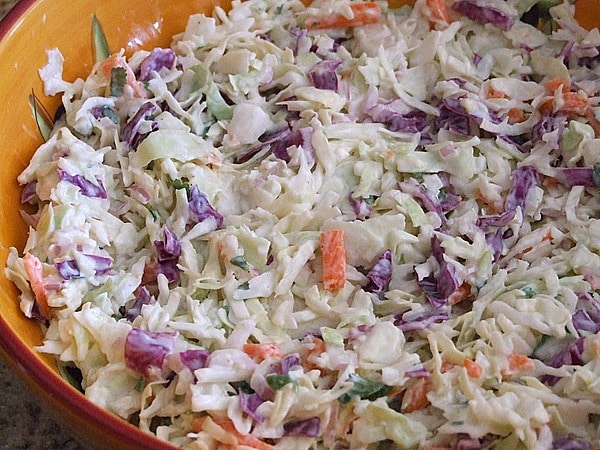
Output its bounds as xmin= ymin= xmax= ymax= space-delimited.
xmin=0 ymin=0 xmax=598 ymax=449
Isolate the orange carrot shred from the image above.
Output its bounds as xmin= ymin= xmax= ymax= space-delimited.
xmin=320 ymin=229 xmax=346 ymax=291
xmin=305 ymin=2 xmax=381 ymax=30
xmin=507 ymin=108 xmax=525 ymax=124
xmin=463 ymin=358 xmax=483 ymax=379
xmin=401 ymin=377 xmax=431 ymax=413
xmin=242 ymin=342 xmax=284 ymax=361
xmin=23 ymin=252 xmax=52 ymax=320
xmin=426 ymin=0 xmax=451 ymax=25
xmin=210 ymin=415 xmax=275 ymax=450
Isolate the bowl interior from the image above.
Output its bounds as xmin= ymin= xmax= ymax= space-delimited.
xmin=0 ymin=0 xmax=597 ymax=448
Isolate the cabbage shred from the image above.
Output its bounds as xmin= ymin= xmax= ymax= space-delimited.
xmin=6 ymin=0 xmax=600 ymax=448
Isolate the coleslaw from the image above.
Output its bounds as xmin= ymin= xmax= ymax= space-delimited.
xmin=5 ymin=0 xmax=600 ymax=448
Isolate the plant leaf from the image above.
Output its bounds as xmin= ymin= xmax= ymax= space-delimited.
xmin=29 ymin=90 xmax=54 ymax=142
xmin=92 ymin=14 xmax=110 ymax=63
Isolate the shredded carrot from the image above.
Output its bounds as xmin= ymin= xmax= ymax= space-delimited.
xmin=23 ymin=252 xmax=52 ymax=320
xmin=305 ymin=2 xmax=381 ymax=30
xmin=242 ymin=342 xmax=284 ymax=361
xmin=447 ymin=282 xmax=471 ymax=306
xmin=463 ymin=358 xmax=483 ymax=379
xmin=401 ymin=377 xmax=431 ymax=413
xmin=426 ymin=0 xmax=451 ymax=25
xmin=304 ymin=337 xmax=327 ymax=371
xmin=545 ymin=77 xmax=569 ymax=94
xmin=507 ymin=107 xmax=525 ymax=124
xmin=502 ymin=353 xmax=536 ymax=379
xmin=320 ymin=229 xmax=346 ymax=291
xmin=486 ymin=88 xmax=506 ymax=99
xmin=210 ymin=415 xmax=276 ymax=450
xmin=559 ymin=91 xmax=590 ymax=115
xmin=99 ymin=53 xmax=146 ymax=97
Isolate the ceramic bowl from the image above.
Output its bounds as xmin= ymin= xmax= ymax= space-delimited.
xmin=0 ymin=0 xmax=597 ymax=449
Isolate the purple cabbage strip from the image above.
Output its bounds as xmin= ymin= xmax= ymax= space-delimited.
xmin=554 ymin=167 xmax=597 ymax=188
xmin=154 ymin=226 xmax=181 ymax=283
xmin=21 ymin=181 xmax=37 ymax=203
xmin=365 ymin=249 xmax=393 ymax=298
xmin=572 ymin=293 xmax=600 ymax=334
xmin=451 ymin=0 xmax=515 ymax=31
xmin=551 ymin=437 xmax=592 ymax=450
xmin=348 ymin=192 xmax=373 ymax=220
xmin=59 ymin=170 xmax=107 ymax=199
xmin=237 ymin=127 xmax=306 ymax=164
xmin=394 ymin=306 xmax=450 ymax=331
xmin=239 ymin=391 xmax=266 ymax=423
xmin=476 ymin=210 xmax=516 ymax=261
xmin=372 ymin=108 xmax=428 ymax=134
xmin=188 ymin=185 xmax=224 ymax=228
xmin=280 ymin=353 xmax=301 ymax=374
xmin=55 ymin=254 xmax=112 ymax=280
xmin=179 ymin=348 xmax=210 ymax=372
xmin=121 ymin=102 xmax=157 ymax=149
xmin=504 ymin=165 xmax=539 ymax=212
xmin=283 ymin=417 xmax=321 ymax=437
xmin=125 ymin=286 xmax=155 ymax=321
xmin=55 ymin=260 xmax=80 ymax=280
xmin=124 ymin=327 xmax=177 ymax=378
xmin=436 ymin=97 xmax=472 ymax=136
xmin=541 ymin=337 xmax=586 ymax=386
xmin=398 ymin=179 xmax=445 ymax=223
xmin=532 ymin=114 xmax=567 ymax=144
xmin=309 ymin=60 xmax=342 ymax=91
xmin=139 ymin=48 xmax=176 ymax=82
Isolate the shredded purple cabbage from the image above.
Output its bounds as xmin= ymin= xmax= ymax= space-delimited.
xmin=154 ymin=226 xmax=181 ymax=283
xmin=572 ymin=293 xmax=600 ymax=334
xmin=239 ymin=391 xmax=266 ymax=423
xmin=551 ymin=437 xmax=592 ymax=450
xmin=55 ymin=254 xmax=112 ymax=280
xmin=124 ymin=327 xmax=177 ymax=378
xmin=348 ymin=192 xmax=373 ymax=219
xmin=542 ymin=337 xmax=586 ymax=386
xmin=365 ymin=249 xmax=393 ymax=298
xmin=394 ymin=306 xmax=450 ymax=331
xmin=20 ymin=181 xmax=37 ymax=204
xmin=179 ymin=348 xmax=210 ymax=372
xmin=452 ymin=0 xmax=515 ymax=31
xmin=58 ymin=170 xmax=107 ymax=199
xmin=554 ymin=167 xmax=596 ymax=187
xmin=309 ymin=60 xmax=342 ymax=91
xmin=188 ymin=185 xmax=224 ymax=228
xmin=280 ymin=353 xmax=301 ymax=374
xmin=283 ymin=417 xmax=321 ymax=437
xmin=125 ymin=286 xmax=155 ymax=321
xmin=139 ymin=48 xmax=176 ymax=82
xmin=504 ymin=165 xmax=539 ymax=212
xmin=436 ymin=97 xmax=472 ymax=136
xmin=121 ymin=102 xmax=157 ymax=149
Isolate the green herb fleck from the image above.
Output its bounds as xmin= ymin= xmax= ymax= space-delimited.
xmin=230 ymin=255 xmax=251 ymax=271
xmin=237 ymin=281 xmax=250 ymax=291
xmin=338 ymin=373 xmax=393 ymax=405
xmin=593 ymin=163 xmax=600 ymax=189
xmin=522 ymin=286 xmax=536 ymax=298
xmin=134 ymin=376 xmax=146 ymax=392
xmin=266 ymin=374 xmax=296 ymax=390
xmin=110 ymin=67 xmax=127 ymax=97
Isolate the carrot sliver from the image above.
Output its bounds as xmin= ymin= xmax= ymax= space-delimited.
xmin=401 ymin=377 xmax=431 ymax=413
xmin=507 ymin=108 xmax=525 ymax=124
xmin=320 ymin=229 xmax=346 ymax=291
xmin=426 ymin=0 xmax=451 ymax=25
xmin=305 ymin=2 xmax=381 ymax=30
xmin=242 ymin=342 xmax=284 ymax=361
xmin=23 ymin=252 xmax=51 ymax=320
xmin=463 ymin=358 xmax=483 ymax=379
xmin=210 ymin=416 xmax=275 ymax=450
xmin=447 ymin=282 xmax=471 ymax=306
xmin=545 ymin=77 xmax=569 ymax=93
xmin=560 ymin=91 xmax=590 ymax=115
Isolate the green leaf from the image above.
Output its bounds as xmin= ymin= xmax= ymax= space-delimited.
xmin=29 ymin=90 xmax=54 ymax=142
xmin=266 ymin=374 xmax=296 ymax=390
xmin=110 ymin=67 xmax=127 ymax=97
xmin=339 ymin=373 xmax=393 ymax=404
xmin=230 ymin=255 xmax=251 ymax=271
xmin=206 ymin=82 xmax=233 ymax=120
xmin=134 ymin=376 xmax=145 ymax=392
xmin=593 ymin=163 xmax=600 ymax=189
xmin=92 ymin=14 xmax=110 ymax=63
xmin=169 ymin=177 xmax=191 ymax=195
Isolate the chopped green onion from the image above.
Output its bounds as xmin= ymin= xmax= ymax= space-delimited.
xmin=338 ymin=373 xmax=392 ymax=404
xmin=110 ymin=67 xmax=127 ymax=97
xmin=266 ymin=374 xmax=296 ymax=390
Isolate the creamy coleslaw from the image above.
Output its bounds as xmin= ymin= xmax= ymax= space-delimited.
xmin=5 ymin=0 xmax=600 ymax=448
